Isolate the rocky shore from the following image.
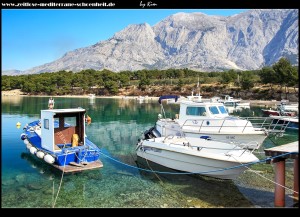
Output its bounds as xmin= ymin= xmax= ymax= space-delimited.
xmin=1 ymin=89 xmax=297 ymax=106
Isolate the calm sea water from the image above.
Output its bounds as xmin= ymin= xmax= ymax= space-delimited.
xmin=1 ymin=96 xmax=298 ymax=208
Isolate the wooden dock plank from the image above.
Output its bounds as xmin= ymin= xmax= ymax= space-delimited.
xmin=52 ymin=160 xmax=103 ymax=173
xmin=265 ymin=141 xmax=298 ymax=153
xmin=264 ymin=141 xmax=298 ymax=159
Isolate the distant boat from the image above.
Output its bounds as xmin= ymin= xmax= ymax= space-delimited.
xmin=277 ymin=102 xmax=298 ymax=112
xmin=20 ymin=108 xmax=103 ymax=173
xmin=136 ymin=136 xmax=259 ymax=180
xmin=270 ymin=115 xmax=299 ymax=130
xmin=217 ymin=95 xmax=250 ymax=107
xmin=261 ymin=108 xmax=296 ymax=116
xmin=88 ymin=94 xmax=96 ymax=98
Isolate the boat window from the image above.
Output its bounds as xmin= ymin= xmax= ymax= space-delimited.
xmin=209 ymin=106 xmax=220 ymax=114
xmin=65 ymin=117 xmax=77 ymax=126
xmin=44 ymin=119 xmax=49 ymax=130
xmin=186 ymin=106 xmax=207 ymax=116
xmin=218 ymin=106 xmax=228 ymax=114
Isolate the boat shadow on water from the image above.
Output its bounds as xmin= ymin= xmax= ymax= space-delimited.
xmin=21 ymin=152 xmax=62 ymax=177
xmin=135 ymin=156 xmax=255 ymax=207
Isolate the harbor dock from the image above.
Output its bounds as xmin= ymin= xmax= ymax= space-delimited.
xmin=264 ymin=141 xmax=299 ymax=207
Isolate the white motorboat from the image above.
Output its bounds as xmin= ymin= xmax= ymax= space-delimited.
xmin=136 ymin=136 xmax=259 ymax=180
xmin=277 ymin=102 xmax=298 ymax=112
xmin=144 ymin=96 xmax=287 ymax=149
xmin=217 ymin=95 xmax=250 ymax=107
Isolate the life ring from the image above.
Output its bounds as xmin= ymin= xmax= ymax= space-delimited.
xmin=85 ymin=115 xmax=92 ymax=125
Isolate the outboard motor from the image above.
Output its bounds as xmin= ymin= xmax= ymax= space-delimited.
xmin=144 ymin=127 xmax=156 ymax=139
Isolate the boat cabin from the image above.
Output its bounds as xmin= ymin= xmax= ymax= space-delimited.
xmin=40 ymin=108 xmax=86 ymax=152
xmin=178 ymin=101 xmax=229 ymax=123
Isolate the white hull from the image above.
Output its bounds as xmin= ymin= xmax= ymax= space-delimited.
xmin=282 ymin=105 xmax=298 ymax=112
xmin=136 ymin=137 xmax=258 ymax=179
xmin=237 ymin=103 xmax=250 ymax=107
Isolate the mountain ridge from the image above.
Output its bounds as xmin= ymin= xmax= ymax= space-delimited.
xmin=3 ymin=9 xmax=298 ymax=76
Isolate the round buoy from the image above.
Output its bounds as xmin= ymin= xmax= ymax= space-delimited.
xmin=16 ymin=122 xmax=21 ymax=129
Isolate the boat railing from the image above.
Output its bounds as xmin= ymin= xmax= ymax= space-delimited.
xmin=180 ymin=118 xmax=255 ymax=133
xmin=241 ymin=117 xmax=290 ymax=135
xmin=179 ymin=117 xmax=289 ymax=135
xmin=181 ymin=118 xmax=251 ymax=133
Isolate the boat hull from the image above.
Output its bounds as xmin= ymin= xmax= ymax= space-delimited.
xmin=136 ymin=139 xmax=258 ymax=180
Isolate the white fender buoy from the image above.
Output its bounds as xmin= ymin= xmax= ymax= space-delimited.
xmin=24 ymin=139 xmax=29 ymax=145
xmin=29 ymin=147 xmax=37 ymax=155
xmin=36 ymin=151 xmax=45 ymax=159
xmin=26 ymin=143 xmax=32 ymax=150
xmin=44 ymin=154 xmax=55 ymax=164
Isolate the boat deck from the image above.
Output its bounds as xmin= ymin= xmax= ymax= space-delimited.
xmin=52 ymin=160 xmax=103 ymax=173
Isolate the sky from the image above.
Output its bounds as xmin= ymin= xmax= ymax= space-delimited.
xmin=2 ymin=9 xmax=248 ymax=71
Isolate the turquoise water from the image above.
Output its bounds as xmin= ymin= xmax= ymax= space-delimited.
xmin=1 ymin=96 xmax=298 ymax=208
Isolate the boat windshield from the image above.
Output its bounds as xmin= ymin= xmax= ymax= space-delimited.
xmin=209 ymin=106 xmax=220 ymax=115
xmin=186 ymin=106 xmax=207 ymax=116
xmin=218 ymin=106 xmax=228 ymax=114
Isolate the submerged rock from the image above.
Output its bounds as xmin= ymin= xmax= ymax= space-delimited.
xmin=17 ymin=186 xmax=28 ymax=194
xmin=27 ymin=183 xmax=43 ymax=190
xmin=2 ymin=179 xmax=15 ymax=186
xmin=16 ymin=174 xmax=26 ymax=183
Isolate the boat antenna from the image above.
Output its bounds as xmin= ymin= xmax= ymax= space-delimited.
xmin=160 ymin=103 xmax=167 ymax=119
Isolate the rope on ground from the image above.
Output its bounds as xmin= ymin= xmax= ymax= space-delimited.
xmin=231 ymin=155 xmax=298 ymax=194
xmin=100 ymin=150 xmax=297 ymax=175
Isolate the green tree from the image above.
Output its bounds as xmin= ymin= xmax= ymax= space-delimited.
xmin=259 ymin=66 xmax=277 ymax=90
xmin=138 ymin=76 xmax=150 ymax=90
xmin=177 ymin=79 xmax=184 ymax=91
xmin=240 ymin=71 xmax=255 ymax=90
xmin=104 ymin=80 xmax=118 ymax=95
xmin=272 ymin=57 xmax=296 ymax=98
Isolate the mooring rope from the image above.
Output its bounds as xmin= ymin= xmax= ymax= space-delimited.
xmin=100 ymin=150 xmax=297 ymax=175
xmin=231 ymin=155 xmax=298 ymax=194
xmin=52 ymin=151 xmax=68 ymax=208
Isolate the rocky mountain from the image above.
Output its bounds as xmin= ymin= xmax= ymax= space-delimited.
xmin=2 ymin=70 xmax=24 ymax=76
xmin=3 ymin=9 xmax=298 ymax=75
